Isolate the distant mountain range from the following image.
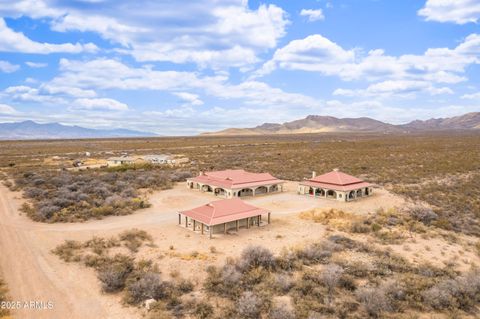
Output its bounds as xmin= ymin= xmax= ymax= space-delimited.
xmin=0 ymin=121 xmax=157 ymax=140
xmin=202 ymin=112 xmax=480 ymax=136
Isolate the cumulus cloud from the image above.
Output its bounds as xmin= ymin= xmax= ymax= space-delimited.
xmin=461 ymin=92 xmax=480 ymax=99
xmin=257 ymin=33 xmax=480 ymax=82
xmin=300 ymin=9 xmax=325 ymax=21
xmin=41 ymin=84 xmax=97 ymax=98
xmin=334 ymin=80 xmax=454 ymax=98
xmin=173 ymin=92 xmax=204 ymax=106
xmin=25 ymin=62 xmax=48 ymax=68
xmin=0 ymin=60 xmax=19 ymax=73
xmin=72 ymin=98 xmax=129 ymax=111
xmin=0 ymin=18 xmax=98 ymax=54
xmin=46 ymin=58 xmax=319 ymax=109
xmin=418 ymin=0 xmax=480 ymax=24
xmin=0 ymin=103 xmax=16 ymax=114
xmin=0 ymin=0 xmax=288 ymax=68
xmin=256 ymin=33 xmax=480 ymax=98
xmin=255 ymin=34 xmax=355 ymax=77
xmin=3 ymin=85 xmax=65 ymax=104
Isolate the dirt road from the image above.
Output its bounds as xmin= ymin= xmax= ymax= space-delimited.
xmin=0 ymin=184 xmax=142 ymax=319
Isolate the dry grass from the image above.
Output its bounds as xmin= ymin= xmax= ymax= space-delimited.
xmin=0 ymin=277 xmax=9 ymax=317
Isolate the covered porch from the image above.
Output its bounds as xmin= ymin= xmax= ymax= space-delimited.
xmin=178 ymin=198 xmax=271 ymax=238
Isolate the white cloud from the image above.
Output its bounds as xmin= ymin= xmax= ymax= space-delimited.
xmin=48 ymin=58 xmax=320 ymax=109
xmin=418 ymin=0 xmax=480 ymax=24
xmin=258 ymin=33 xmax=480 ymax=82
xmin=0 ymin=1 xmax=288 ymax=68
xmin=73 ymin=98 xmax=129 ymax=111
xmin=255 ymin=34 xmax=355 ymax=77
xmin=0 ymin=60 xmax=19 ymax=73
xmin=3 ymin=85 xmax=65 ymax=104
xmin=300 ymin=9 xmax=325 ymax=21
xmin=257 ymin=33 xmax=480 ymax=98
xmin=41 ymin=84 xmax=97 ymax=98
xmin=0 ymin=18 xmax=98 ymax=54
xmin=461 ymin=92 xmax=480 ymax=99
xmin=334 ymin=80 xmax=454 ymax=98
xmin=123 ymin=45 xmax=259 ymax=69
xmin=0 ymin=103 xmax=16 ymax=114
xmin=25 ymin=62 xmax=48 ymax=68
xmin=173 ymin=92 xmax=204 ymax=106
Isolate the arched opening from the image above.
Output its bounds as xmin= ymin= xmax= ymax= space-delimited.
xmin=202 ymin=185 xmax=213 ymax=192
xmin=189 ymin=182 xmax=194 ymax=189
xmin=309 ymin=187 xmax=314 ymax=195
xmin=238 ymin=188 xmax=253 ymax=197
xmin=348 ymin=191 xmax=355 ymax=200
xmin=356 ymin=189 xmax=362 ymax=197
xmin=269 ymin=184 xmax=279 ymax=192
xmin=315 ymin=188 xmax=325 ymax=197
xmin=365 ymin=188 xmax=369 ymax=196
xmin=327 ymin=190 xmax=336 ymax=198
xmin=214 ymin=188 xmax=226 ymax=196
xmin=255 ymin=186 xmax=268 ymax=195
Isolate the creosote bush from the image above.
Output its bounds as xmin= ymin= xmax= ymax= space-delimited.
xmin=12 ymin=168 xmax=191 ymax=222
xmin=97 ymin=254 xmax=134 ymax=293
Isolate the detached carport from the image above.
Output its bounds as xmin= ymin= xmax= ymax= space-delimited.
xmin=178 ymin=198 xmax=271 ymax=239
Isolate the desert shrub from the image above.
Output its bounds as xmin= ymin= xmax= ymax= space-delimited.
xmin=125 ymin=272 xmax=169 ymax=304
xmin=204 ymin=264 xmax=242 ymax=298
xmin=237 ymin=291 xmax=262 ymax=319
xmin=0 ymin=277 xmax=9 ymax=317
xmin=350 ymin=220 xmax=371 ymax=233
xmin=297 ymin=242 xmax=333 ymax=265
xmin=97 ymin=254 xmax=134 ymax=293
xmin=275 ymin=273 xmax=294 ymax=293
xmin=276 ymin=249 xmax=303 ymax=271
xmin=269 ymin=303 xmax=295 ymax=319
xmin=191 ymin=300 xmax=214 ymax=319
xmin=321 ymin=264 xmax=344 ymax=295
xmin=119 ymin=229 xmax=153 ymax=252
xmin=52 ymin=240 xmax=83 ymax=262
xmin=176 ymin=278 xmax=194 ymax=293
xmin=356 ymin=287 xmax=391 ymax=318
xmin=408 ymin=206 xmax=438 ymax=226
xmin=356 ymin=280 xmax=405 ymax=317
xmin=423 ymin=270 xmax=480 ymax=311
xmin=238 ymin=246 xmax=276 ymax=271
xmin=14 ymin=168 xmax=191 ymax=222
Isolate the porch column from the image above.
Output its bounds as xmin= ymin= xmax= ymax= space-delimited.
xmin=267 ymin=212 xmax=271 ymax=224
xmin=210 ymin=226 xmax=213 ymax=239
xmin=185 ymin=216 xmax=188 ymax=227
xmin=236 ymin=220 xmax=239 ymax=231
xmin=178 ymin=213 xmax=181 ymax=225
xmin=257 ymin=215 xmax=260 ymax=226
xmin=193 ymin=220 xmax=196 ymax=231
xmin=201 ymin=223 xmax=204 ymax=235
xmin=252 ymin=188 xmax=256 ymax=196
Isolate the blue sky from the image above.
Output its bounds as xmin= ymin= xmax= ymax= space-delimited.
xmin=0 ymin=0 xmax=479 ymax=135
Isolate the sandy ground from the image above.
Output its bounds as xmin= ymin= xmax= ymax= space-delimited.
xmin=0 ymin=180 xmax=470 ymax=318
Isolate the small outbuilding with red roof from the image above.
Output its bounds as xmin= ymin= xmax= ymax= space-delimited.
xmin=187 ymin=169 xmax=284 ymax=198
xmin=178 ymin=198 xmax=271 ymax=238
xmin=298 ymin=169 xmax=373 ymax=201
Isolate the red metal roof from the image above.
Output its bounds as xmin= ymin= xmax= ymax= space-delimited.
xmin=188 ymin=169 xmax=283 ymax=189
xmin=300 ymin=170 xmax=372 ymax=191
xmin=179 ymin=198 xmax=268 ymax=226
